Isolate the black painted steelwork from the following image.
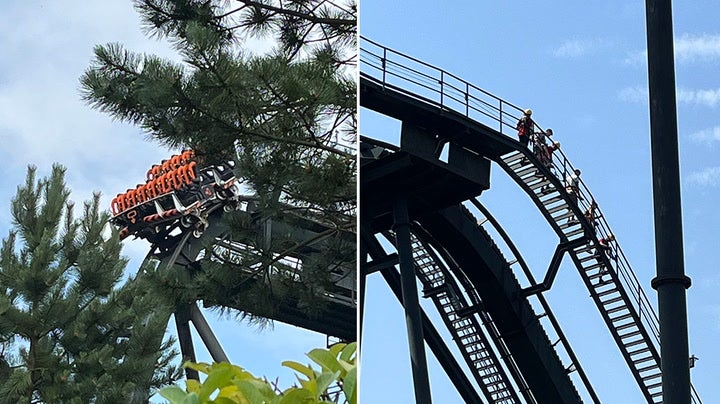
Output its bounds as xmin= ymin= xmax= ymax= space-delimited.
xmin=134 ymin=200 xmax=356 ymax=396
xmin=360 ymin=36 xmax=702 ymax=403
xmin=361 ymin=235 xmax=483 ymax=404
xmin=393 ymin=199 xmax=433 ymax=404
xmin=645 ymin=1 xmax=693 ymax=403
xmin=469 ymin=199 xmax=600 ymax=404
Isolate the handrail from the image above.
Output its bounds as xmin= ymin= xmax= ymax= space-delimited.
xmin=360 ymin=36 xmax=702 ymax=404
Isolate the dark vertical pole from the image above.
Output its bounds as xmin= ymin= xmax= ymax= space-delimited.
xmin=644 ymin=1 xmax=692 ymax=402
xmin=393 ymin=198 xmax=432 ymax=404
xmin=189 ymin=303 xmax=229 ymax=363
xmin=175 ymin=304 xmax=199 ymax=380
xmin=359 ymin=241 xmax=367 ymax=344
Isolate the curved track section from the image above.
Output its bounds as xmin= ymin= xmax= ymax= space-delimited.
xmin=360 ymin=37 xmax=702 ymax=403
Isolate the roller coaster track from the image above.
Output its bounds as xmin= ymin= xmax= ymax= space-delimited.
xmin=360 ymin=37 xmax=702 ymax=403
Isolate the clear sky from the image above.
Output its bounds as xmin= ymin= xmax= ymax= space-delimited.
xmin=0 ymin=0 xmax=332 ymax=399
xmin=360 ymin=1 xmax=718 ymax=403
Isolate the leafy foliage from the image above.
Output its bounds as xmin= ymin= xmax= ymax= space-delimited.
xmin=0 ymin=165 xmax=179 ymax=403
xmin=160 ymin=342 xmax=357 ymax=404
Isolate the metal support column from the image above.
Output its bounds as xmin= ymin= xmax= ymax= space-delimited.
xmin=645 ymin=1 xmax=692 ymax=402
xmin=393 ymin=198 xmax=432 ymax=404
xmin=189 ymin=303 xmax=229 ymax=363
xmin=175 ymin=304 xmax=199 ymax=380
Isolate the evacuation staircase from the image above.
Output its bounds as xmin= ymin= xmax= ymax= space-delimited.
xmin=360 ymin=36 xmax=703 ymax=403
xmin=499 ymin=150 xmax=665 ymax=403
xmin=407 ymin=232 xmax=521 ymax=404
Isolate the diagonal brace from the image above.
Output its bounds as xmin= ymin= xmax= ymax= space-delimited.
xmin=522 ymin=237 xmax=588 ymax=296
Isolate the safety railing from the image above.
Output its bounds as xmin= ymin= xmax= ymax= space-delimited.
xmin=361 ymin=36 xmax=526 ymax=136
xmin=361 ymin=37 xmax=702 ymax=403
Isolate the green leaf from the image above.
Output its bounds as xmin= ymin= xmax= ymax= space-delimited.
xmin=282 ymin=360 xmax=316 ymax=379
xmin=235 ymin=379 xmax=272 ymax=404
xmin=344 ymin=367 xmax=357 ymax=404
xmin=327 ymin=343 xmax=346 ymax=359
xmin=159 ymin=385 xmax=188 ymax=404
xmin=315 ymin=370 xmax=340 ymax=397
xmin=307 ymin=349 xmax=341 ymax=374
xmin=279 ymin=388 xmax=313 ymax=404
xmin=339 ymin=342 xmax=357 ymax=363
xmin=181 ymin=392 xmax=200 ymax=404
xmin=199 ymin=362 xmax=234 ymax=400
xmin=184 ymin=361 xmax=211 ymax=375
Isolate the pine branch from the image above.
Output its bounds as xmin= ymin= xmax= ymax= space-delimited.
xmin=233 ymin=0 xmax=356 ymax=29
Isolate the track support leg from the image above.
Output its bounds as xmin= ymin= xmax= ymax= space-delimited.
xmin=393 ymin=198 xmax=432 ymax=404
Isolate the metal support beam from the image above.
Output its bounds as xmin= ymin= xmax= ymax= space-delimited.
xmin=381 ymin=267 xmax=484 ymax=404
xmin=645 ymin=1 xmax=693 ymax=402
xmin=189 ymin=303 xmax=229 ymax=363
xmin=362 ymin=253 xmax=399 ymax=275
xmin=393 ymin=198 xmax=432 ymax=404
xmin=359 ymin=240 xmax=368 ymax=346
xmin=522 ymin=238 xmax=587 ymax=296
xmin=175 ymin=304 xmax=199 ymax=380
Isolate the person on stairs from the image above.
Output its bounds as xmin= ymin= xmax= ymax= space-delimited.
xmin=516 ymin=109 xmax=534 ymax=147
xmin=565 ymin=168 xmax=582 ymax=205
xmin=596 ymin=234 xmax=616 ymax=283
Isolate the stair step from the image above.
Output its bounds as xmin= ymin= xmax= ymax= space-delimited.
xmin=610 ymin=312 xmax=633 ymax=323
xmin=628 ymin=346 xmax=651 ymax=357
xmin=565 ymin=227 xmax=585 ymax=238
xmin=619 ymin=329 xmax=642 ymax=340
xmin=601 ymin=295 xmax=625 ymax=306
xmin=530 ymin=179 xmax=551 ymax=191
xmin=584 ymin=262 xmax=604 ymax=272
xmin=580 ymin=254 xmax=599 ymax=263
xmin=616 ymin=322 xmax=637 ymax=332
xmin=516 ymin=166 xmax=538 ymax=178
xmin=607 ymin=305 xmax=628 ymax=315
xmin=625 ymin=338 xmax=647 ymax=349
xmin=503 ymin=152 xmax=524 ymax=164
xmin=477 ymin=362 xmax=498 ymax=372
xmin=647 ymin=381 xmax=663 ymax=390
xmin=638 ymin=363 xmax=660 ymax=373
xmin=540 ymin=194 xmax=564 ymax=205
xmin=633 ymin=355 xmax=656 ymax=365
xmin=597 ymin=287 xmax=619 ymax=298
xmin=553 ymin=211 xmax=575 ymax=222
xmin=642 ymin=372 xmax=662 ymax=382
xmin=559 ymin=219 xmax=580 ymax=230
xmin=547 ymin=203 xmax=569 ymax=215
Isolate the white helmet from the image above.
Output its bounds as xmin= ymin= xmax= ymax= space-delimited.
xmin=524 ymin=109 xmax=532 ymax=116
xmin=554 ymin=141 xmax=561 ymax=148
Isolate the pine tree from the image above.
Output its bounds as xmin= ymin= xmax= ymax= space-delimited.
xmin=0 ymin=165 xmax=178 ymax=403
xmin=80 ymin=1 xmax=356 ymax=328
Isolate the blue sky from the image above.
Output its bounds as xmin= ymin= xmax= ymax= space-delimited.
xmin=0 ymin=0 xmax=332 ymax=399
xmin=360 ymin=1 xmax=718 ymax=403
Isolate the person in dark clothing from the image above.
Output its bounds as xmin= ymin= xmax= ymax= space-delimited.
xmin=596 ymin=233 xmax=616 ymax=283
xmin=516 ymin=109 xmax=534 ymax=147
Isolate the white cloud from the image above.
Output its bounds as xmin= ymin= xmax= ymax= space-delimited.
xmin=690 ymin=127 xmax=720 ymax=146
xmin=687 ymin=167 xmax=720 ymax=187
xmin=677 ymin=88 xmax=720 ymax=108
xmin=618 ymin=86 xmax=648 ymax=103
xmin=553 ymin=38 xmax=611 ymax=58
xmin=618 ymin=86 xmax=720 ymax=108
xmin=624 ymin=33 xmax=720 ymax=66
xmin=675 ymin=33 xmax=720 ymax=63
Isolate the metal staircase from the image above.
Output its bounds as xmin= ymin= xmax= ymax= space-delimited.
xmin=360 ymin=36 xmax=703 ymax=403
xmin=408 ymin=232 xmax=521 ymax=404
xmin=499 ymin=149 xmax=664 ymax=403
